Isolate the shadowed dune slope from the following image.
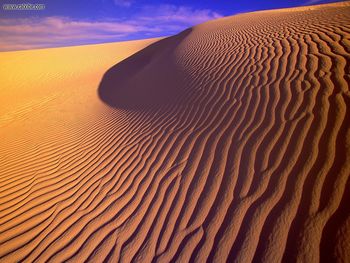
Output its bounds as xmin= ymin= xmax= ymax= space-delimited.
xmin=1 ymin=2 xmax=350 ymax=263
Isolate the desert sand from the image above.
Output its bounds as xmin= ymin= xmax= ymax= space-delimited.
xmin=0 ymin=2 xmax=349 ymax=262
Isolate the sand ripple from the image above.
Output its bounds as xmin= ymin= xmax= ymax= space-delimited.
xmin=0 ymin=2 xmax=349 ymax=262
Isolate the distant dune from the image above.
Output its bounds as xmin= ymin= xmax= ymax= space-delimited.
xmin=0 ymin=2 xmax=349 ymax=262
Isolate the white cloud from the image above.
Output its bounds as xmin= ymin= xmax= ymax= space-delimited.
xmin=0 ymin=5 xmax=222 ymax=51
xmin=139 ymin=5 xmax=222 ymax=24
xmin=0 ymin=17 xmax=141 ymax=51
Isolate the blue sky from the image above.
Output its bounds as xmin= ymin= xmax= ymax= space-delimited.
xmin=0 ymin=0 xmax=344 ymax=51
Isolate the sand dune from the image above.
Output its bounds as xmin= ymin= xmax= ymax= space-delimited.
xmin=0 ymin=2 xmax=350 ymax=262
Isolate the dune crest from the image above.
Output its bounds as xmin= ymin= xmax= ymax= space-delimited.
xmin=1 ymin=2 xmax=350 ymax=262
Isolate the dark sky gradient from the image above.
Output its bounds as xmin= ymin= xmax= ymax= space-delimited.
xmin=0 ymin=0 xmax=345 ymax=18
xmin=0 ymin=0 xmax=345 ymax=50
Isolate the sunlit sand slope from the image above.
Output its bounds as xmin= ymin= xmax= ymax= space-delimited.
xmin=0 ymin=2 xmax=350 ymax=263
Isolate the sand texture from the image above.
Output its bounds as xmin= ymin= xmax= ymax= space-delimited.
xmin=0 ymin=2 xmax=349 ymax=262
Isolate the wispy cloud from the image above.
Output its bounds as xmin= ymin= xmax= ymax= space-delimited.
xmin=0 ymin=17 xmax=140 ymax=51
xmin=114 ymin=0 xmax=133 ymax=7
xmin=0 ymin=5 xmax=222 ymax=51
xmin=303 ymin=0 xmax=324 ymax=5
xmin=138 ymin=5 xmax=222 ymax=24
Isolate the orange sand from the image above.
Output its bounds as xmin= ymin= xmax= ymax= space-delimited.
xmin=0 ymin=2 xmax=349 ymax=262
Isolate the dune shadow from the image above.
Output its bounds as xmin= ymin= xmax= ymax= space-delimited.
xmin=98 ymin=29 xmax=192 ymax=112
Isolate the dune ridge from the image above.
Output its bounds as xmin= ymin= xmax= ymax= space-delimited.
xmin=0 ymin=2 xmax=350 ymax=262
